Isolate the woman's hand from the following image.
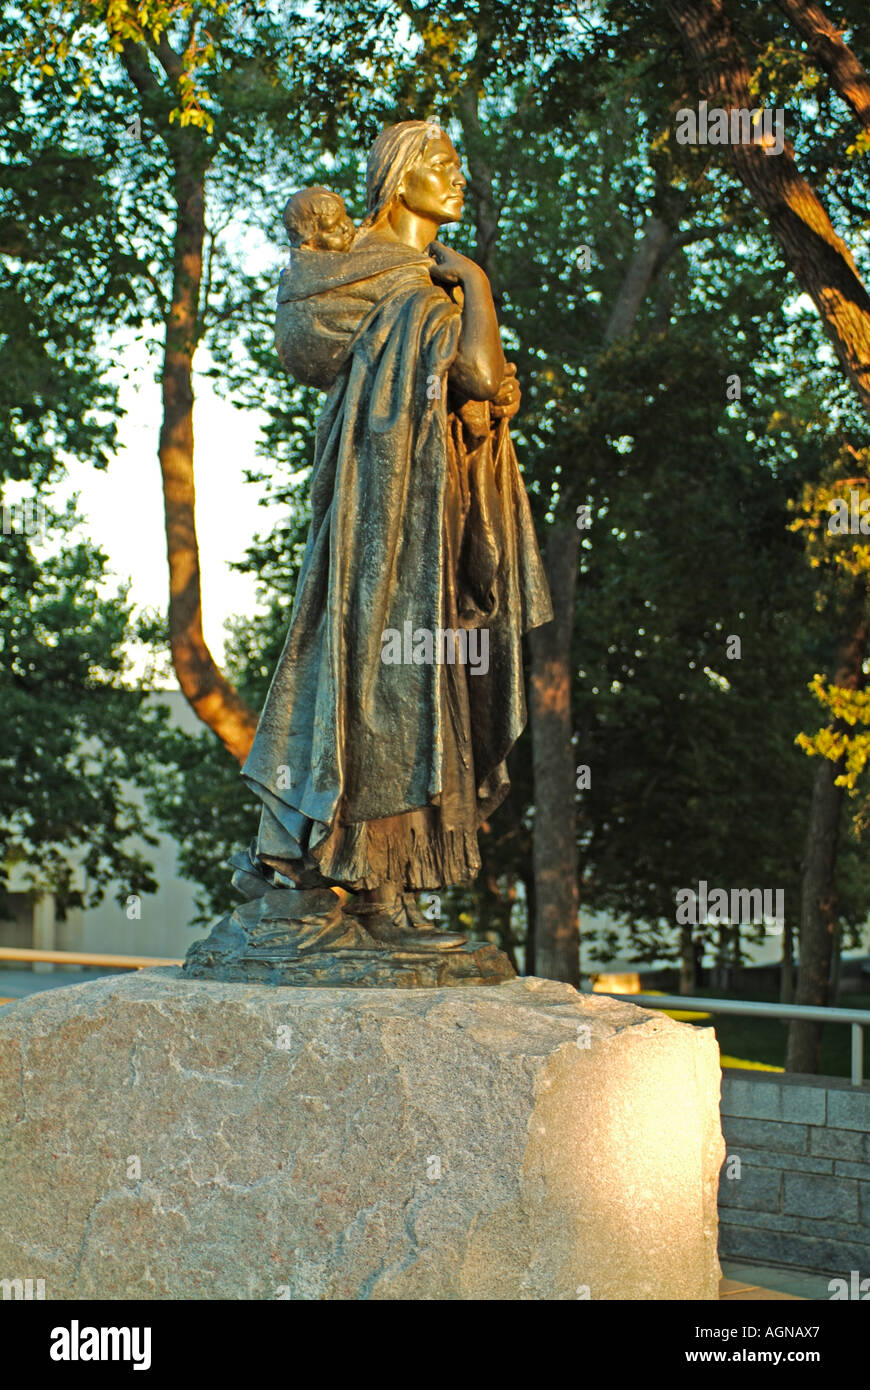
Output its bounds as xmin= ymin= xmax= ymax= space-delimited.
xmin=428 ymin=241 xmax=505 ymax=400
xmin=426 ymin=240 xmax=484 ymax=289
xmin=490 ymin=362 xmax=521 ymax=419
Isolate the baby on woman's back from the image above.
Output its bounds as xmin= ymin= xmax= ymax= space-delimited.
xmin=283 ymin=186 xmax=355 ymax=252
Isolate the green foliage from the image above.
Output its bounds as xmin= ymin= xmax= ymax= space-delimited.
xmin=0 ymin=501 xmax=165 ymax=913
xmin=137 ymin=598 xmax=290 ymax=922
xmin=789 ymin=457 xmax=870 ymax=794
xmin=6 ymin=0 xmax=870 ymax=967
xmin=144 ymin=0 xmax=870 ymax=958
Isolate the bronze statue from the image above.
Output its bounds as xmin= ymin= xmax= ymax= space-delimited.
xmin=185 ymin=121 xmax=552 ymax=987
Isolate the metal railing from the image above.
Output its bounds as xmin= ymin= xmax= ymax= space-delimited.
xmin=0 ymin=947 xmax=182 ymax=969
xmin=598 ymin=992 xmax=869 ymax=1087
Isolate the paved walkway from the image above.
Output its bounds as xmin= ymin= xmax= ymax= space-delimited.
xmin=720 ymin=1261 xmax=833 ymax=1300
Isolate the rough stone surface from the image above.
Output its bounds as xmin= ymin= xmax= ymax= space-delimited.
xmin=722 ymin=1072 xmax=827 ymax=1125
xmin=828 ymin=1090 xmax=870 ymax=1132
xmin=718 ymin=1166 xmax=782 ymax=1211
xmin=782 ymin=1172 xmax=859 ymax=1222
xmin=738 ymin=1151 xmax=833 ymax=1175
xmin=836 ymin=1161 xmax=870 ymax=1181
xmin=811 ymin=1126 xmax=870 ymax=1161
xmin=724 ymin=1117 xmax=809 ymax=1155
xmin=0 ymin=969 xmax=724 ymax=1300
xmin=719 ymin=1224 xmax=870 ymax=1276
xmin=719 ymin=1074 xmax=870 ymax=1274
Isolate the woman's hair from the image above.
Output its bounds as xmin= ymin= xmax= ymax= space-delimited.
xmin=360 ymin=120 xmax=447 ymax=230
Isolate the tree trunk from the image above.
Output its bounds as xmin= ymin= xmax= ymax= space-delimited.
xmin=829 ymin=915 xmax=843 ymax=1004
xmin=787 ymin=756 xmax=843 ymax=1070
xmin=663 ymin=0 xmax=870 ymax=1071
xmin=679 ymin=922 xmax=697 ymax=994
xmin=524 ymin=866 xmax=537 ymax=976
xmin=485 ymin=869 xmax=520 ymax=974
xmin=604 ymin=217 xmax=670 ymax=346
xmin=787 ymin=581 xmax=869 ymax=1071
xmin=665 ymin=0 xmax=870 ymax=424
xmin=160 ymin=137 xmax=258 ymax=764
xmin=456 ymin=83 xmax=502 ymax=300
xmin=452 ymin=71 xmax=582 ymax=980
xmin=529 ymin=523 xmax=581 ymax=984
xmin=776 ymin=0 xmax=870 ymax=134
xmin=120 ymin=39 xmax=258 ymax=765
xmin=780 ymin=913 xmax=795 ymax=1004
xmin=526 ymin=204 xmax=685 ymax=982
xmin=713 ymin=921 xmax=732 ymax=991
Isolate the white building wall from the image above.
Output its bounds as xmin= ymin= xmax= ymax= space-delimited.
xmin=4 ymin=689 xmax=214 ymax=963
xmin=72 ymin=689 xmax=212 ymax=959
xmin=579 ymin=908 xmax=870 ymax=976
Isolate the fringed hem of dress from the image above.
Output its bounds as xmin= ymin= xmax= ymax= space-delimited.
xmin=263 ymin=805 xmax=481 ymax=893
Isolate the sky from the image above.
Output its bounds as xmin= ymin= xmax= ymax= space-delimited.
xmin=50 ymin=334 xmax=288 ymax=679
xmin=9 ymin=191 xmax=293 ymax=684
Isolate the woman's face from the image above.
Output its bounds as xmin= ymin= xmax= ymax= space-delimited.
xmin=399 ymin=134 xmax=466 ymax=224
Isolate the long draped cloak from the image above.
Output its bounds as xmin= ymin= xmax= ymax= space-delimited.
xmin=241 ymin=239 xmax=553 ymax=891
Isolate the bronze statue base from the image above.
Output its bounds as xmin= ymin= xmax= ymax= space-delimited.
xmin=183 ymin=930 xmax=515 ymax=988
xmin=182 ymin=867 xmax=515 ymax=987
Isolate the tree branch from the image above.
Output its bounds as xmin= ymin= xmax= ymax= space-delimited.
xmin=130 ymin=257 xmax=168 ymax=321
xmin=455 ymin=82 xmax=502 ymax=297
xmin=153 ymin=34 xmax=185 ymax=85
xmin=776 ymin=0 xmax=870 ymax=135
xmin=665 ymin=0 xmax=870 ymax=424
xmin=604 ymin=216 xmax=671 ymax=346
xmin=661 ymin=218 xmax=732 ymax=258
xmin=120 ymin=39 xmax=165 ymax=106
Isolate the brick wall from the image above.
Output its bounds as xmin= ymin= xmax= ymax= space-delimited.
xmin=718 ymin=1069 xmax=870 ymax=1275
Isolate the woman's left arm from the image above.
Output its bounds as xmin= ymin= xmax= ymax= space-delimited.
xmin=428 ymin=242 xmax=506 ymax=401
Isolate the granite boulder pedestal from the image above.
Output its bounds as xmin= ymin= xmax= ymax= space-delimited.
xmin=0 ymin=969 xmax=725 ymax=1299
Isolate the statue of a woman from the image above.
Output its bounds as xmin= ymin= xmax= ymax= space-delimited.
xmin=187 ymin=121 xmax=552 ymax=984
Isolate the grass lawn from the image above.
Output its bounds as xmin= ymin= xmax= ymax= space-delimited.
xmin=666 ymin=987 xmax=870 ymax=1079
